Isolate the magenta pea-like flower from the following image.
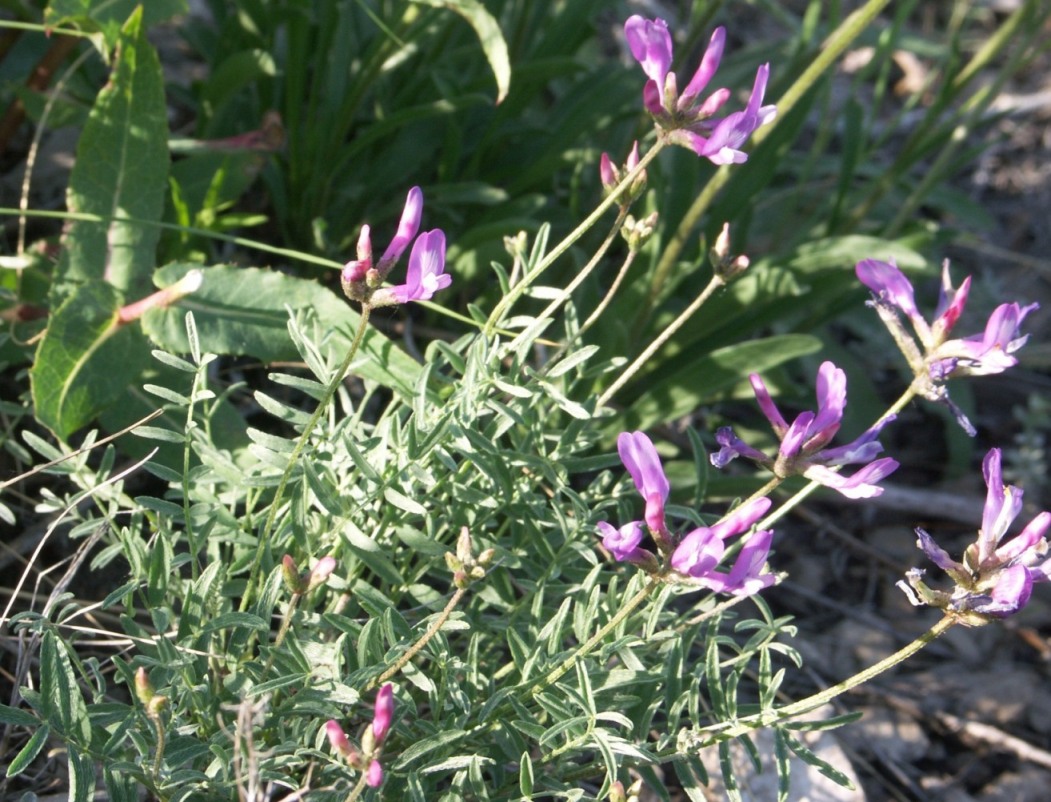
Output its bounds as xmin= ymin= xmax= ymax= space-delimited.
xmin=670 ymin=497 xmax=776 ymax=595
xmin=341 ymin=186 xmax=451 ymax=307
xmin=624 ymin=16 xmax=775 ymax=164
xmin=857 ymin=258 xmax=1037 ymax=435
xmin=711 ymin=361 xmax=898 ymax=499
xmin=371 ymin=683 xmax=394 ymax=744
xmin=597 ymin=430 xmax=775 ymax=597
xmin=899 ymin=448 xmax=1051 ymax=624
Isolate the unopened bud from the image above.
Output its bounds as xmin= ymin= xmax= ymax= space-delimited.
xmin=325 ymin=720 xmax=357 ymax=760
xmin=281 ymin=554 xmax=303 ymax=594
xmin=504 ymin=231 xmax=528 ymax=261
xmin=134 ymin=667 xmax=154 ymax=705
xmin=453 ymin=569 xmax=469 ymax=589
xmin=476 ymin=548 xmax=496 ymax=566
xmin=609 ymin=781 xmax=627 ymax=802
xmin=456 ymin=527 xmax=473 ymax=564
xmin=709 ymin=223 xmax=750 ymax=281
xmin=305 ymin=556 xmax=337 ymax=592
xmin=620 ymin=211 xmax=658 ymax=251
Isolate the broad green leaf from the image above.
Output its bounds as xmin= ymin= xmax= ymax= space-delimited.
xmin=142 ymin=264 xmax=424 ymax=399
xmin=622 ymin=334 xmax=822 ymax=432
xmin=51 ymin=7 xmax=168 ymax=304
xmin=40 ymin=631 xmax=91 ymax=744
xmin=46 ymin=0 xmax=188 ymax=52
xmin=412 ymin=0 xmax=510 ymax=103
xmin=30 ymin=281 xmax=150 ymax=439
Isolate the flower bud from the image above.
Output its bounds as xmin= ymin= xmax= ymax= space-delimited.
xmin=371 ymin=683 xmax=394 ymax=744
xmin=325 ymin=720 xmax=356 ymax=759
xmin=281 ymin=554 xmax=303 ymax=594
xmin=305 ymin=556 xmax=337 ymax=592
xmin=366 ymin=758 xmax=384 ymax=787
xmin=134 ymin=667 xmax=154 ymax=705
xmin=620 ymin=211 xmax=658 ymax=251
xmin=709 ymin=223 xmax=750 ymax=281
xmin=456 ymin=527 xmax=473 ymax=564
xmin=608 ymin=781 xmax=627 ymax=802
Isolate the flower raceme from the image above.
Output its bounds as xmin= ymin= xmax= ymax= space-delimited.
xmin=340 ymin=186 xmax=451 ymax=307
xmin=856 ymin=258 xmax=1037 ymax=434
xmin=624 ymin=16 xmax=775 ymax=164
xmin=598 ymin=431 xmax=776 ymax=596
xmin=711 ymin=361 xmax=899 ymax=499
xmin=899 ymin=448 xmax=1051 ymax=624
xmin=323 ymin=683 xmax=395 ymax=788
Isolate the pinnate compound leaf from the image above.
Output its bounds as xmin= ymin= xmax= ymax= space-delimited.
xmin=143 ymin=264 xmax=423 ymax=398
xmin=40 ymin=631 xmax=91 ymax=744
xmin=411 ymin=0 xmax=510 ymax=103
xmin=51 ymin=7 xmax=168 ymax=304
xmin=31 ymin=281 xmax=150 ymax=439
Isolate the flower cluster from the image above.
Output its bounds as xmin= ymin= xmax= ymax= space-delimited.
xmin=624 ymin=16 xmax=776 ymax=164
xmin=341 ymin=186 xmax=452 ymax=307
xmin=324 ymin=684 xmax=394 ymax=788
xmin=711 ymin=361 xmax=899 ymax=499
xmin=899 ymin=449 xmax=1051 ymax=624
xmin=857 ymin=258 xmax=1037 ymax=434
xmin=598 ymin=431 xmax=776 ymax=596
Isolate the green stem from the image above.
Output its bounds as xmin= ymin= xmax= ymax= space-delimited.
xmin=598 ymin=274 xmax=725 ymax=407
xmin=150 ymin=712 xmax=166 ymax=787
xmin=543 ymin=247 xmax=640 ymax=371
xmin=484 ymin=143 xmax=665 ymax=337
xmin=646 ymin=0 xmax=894 ymax=309
xmin=239 ymin=306 xmax=372 ymax=613
xmin=344 ymin=771 xmax=371 ymax=802
xmin=519 ymin=206 xmax=630 ymax=360
xmin=687 ymin=613 xmax=956 ymax=748
xmin=372 ymin=587 xmax=467 ymax=689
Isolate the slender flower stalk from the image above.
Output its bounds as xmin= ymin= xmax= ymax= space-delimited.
xmin=484 ymin=142 xmax=664 ymax=336
xmin=598 ymin=273 xmax=726 ymax=406
xmin=678 ymin=613 xmax=957 ymax=752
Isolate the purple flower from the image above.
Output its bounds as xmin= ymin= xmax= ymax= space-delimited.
xmin=685 ymin=64 xmax=777 ymax=165
xmin=857 ymin=258 xmax=1038 ymax=434
xmin=617 ymin=431 xmax=671 ymax=536
xmin=712 ymin=361 xmax=898 ymax=498
xmin=900 ymin=448 xmax=1051 ymax=623
xmin=624 ymin=16 xmax=775 ymax=164
xmin=341 ymin=187 xmax=451 ymax=306
xmin=700 ymin=528 xmax=777 ymax=596
xmin=366 ymin=759 xmax=384 ymax=788
xmin=386 ymin=230 xmax=450 ymax=304
xmin=671 ymin=496 xmax=770 ymax=578
xmin=597 ymin=520 xmax=645 ymax=562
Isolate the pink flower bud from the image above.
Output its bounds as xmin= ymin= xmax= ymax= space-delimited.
xmin=366 ymin=758 xmax=384 ymax=787
xmin=325 ymin=720 xmax=354 ymax=758
xmin=371 ymin=683 xmax=394 ymax=744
